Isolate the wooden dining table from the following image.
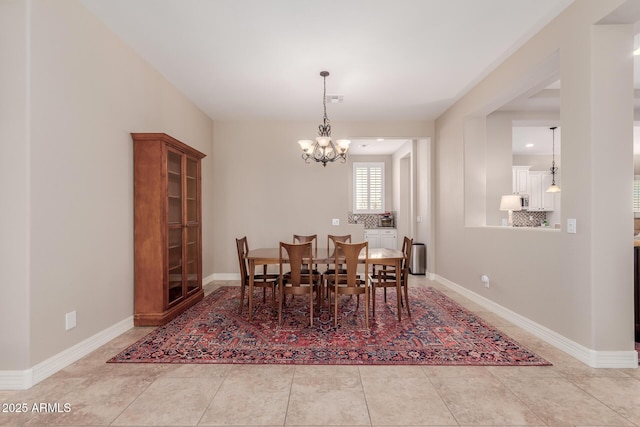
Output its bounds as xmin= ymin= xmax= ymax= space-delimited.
xmin=245 ymin=246 xmax=406 ymax=321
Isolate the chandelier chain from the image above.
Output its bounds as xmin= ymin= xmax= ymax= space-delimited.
xmin=550 ymin=126 xmax=557 ymax=183
xmin=319 ymin=72 xmax=331 ymax=137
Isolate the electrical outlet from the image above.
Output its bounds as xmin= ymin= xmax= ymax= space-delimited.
xmin=332 ymin=218 xmax=339 ymax=226
xmin=480 ymin=275 xmax=490 ymax=288
xmin=65 ymin=311 xmax=76 ymax=330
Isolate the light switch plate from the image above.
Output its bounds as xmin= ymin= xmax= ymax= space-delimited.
xmin=332 ymin=218 xmax=339 ymax=226
xmin=567 ymin=218 xmax=577 ymax=234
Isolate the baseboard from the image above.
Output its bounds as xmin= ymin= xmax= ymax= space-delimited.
xmin=0 ymin=316 xmax=133 ymax=390
xmin=203 ymin=273 xmax=216 ymax=285
xmin=434 ymin=274 xmax=638 ymax=369
xmin=212 ymin=273 xmax=240 ymax=281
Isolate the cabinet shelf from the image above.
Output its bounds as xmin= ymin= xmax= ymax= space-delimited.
xmin=133 ymin=133 xmax=205 ymax=326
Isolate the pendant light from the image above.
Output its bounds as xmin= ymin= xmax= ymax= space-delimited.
xmin=546 ymin=126 xmax=560 ymax=193
xmin=298 ymin=71 xmax=351 ymax=167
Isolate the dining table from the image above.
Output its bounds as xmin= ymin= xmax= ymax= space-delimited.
xmin=245 ymin=246 xmax=406 ymax=321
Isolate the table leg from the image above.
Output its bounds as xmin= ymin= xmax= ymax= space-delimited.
xmin=248 ymin=259 xmax=255 ymax=320
xmin=395 ymin=259 xmax=402 ymax=321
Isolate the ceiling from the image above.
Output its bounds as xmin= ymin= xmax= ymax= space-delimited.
xmin=348 ymin=139 xmax=411 ymax=155
xmin=79 ymin=1 xmax=640 ymax=155
xmin=512 ymin=125 xmax=560 ymax=156
xmin=80 ymin=0 xmax=574 ymax=123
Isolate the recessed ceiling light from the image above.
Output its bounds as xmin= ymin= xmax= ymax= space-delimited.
xmin=377 ymin=138 xmax=385 ymax=142
xmin=325 ymin=95 xmax=344 ymax=103
xmin=525 ymin=143 xmax=534 ymax=148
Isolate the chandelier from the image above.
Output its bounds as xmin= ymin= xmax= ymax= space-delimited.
xmin=298 ymin=71 xmax=351 ymax=167
xmin=546 ymin=126 xmax=561 ymax=193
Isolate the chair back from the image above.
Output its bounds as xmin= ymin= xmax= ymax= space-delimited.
xmin=235 ymin=236 xmax=249 ymax=285
xmin=280 ymin=241 xmax=314 ymax=287
xmin=293 ymin=234 xmax=317 ymax=250
xmin=293 ymin=234 xmax=318 ymax=268
xmin=327 ymin=234 xmax=351 ymax=267
xmin=401 ymin=236 xmax=414 ymax=281
xmin=327 ymin=234 xmax=351 ymax=249
xmin=334 ymin=241 xmax=368 ymax=287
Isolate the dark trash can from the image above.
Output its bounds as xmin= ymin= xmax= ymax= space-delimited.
xmin=410 ymin=243 xmax=426 ymax=275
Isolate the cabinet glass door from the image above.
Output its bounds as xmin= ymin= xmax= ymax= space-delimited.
xmin=167 ymin=150 xmax=182 ymax=225
xmin=185 ymin=157 xmax=198 ymax=224
xmin=185 ymin=226 xmax=200 ymax=294
xmin=167 ymin=227 xmax=183 ymax=304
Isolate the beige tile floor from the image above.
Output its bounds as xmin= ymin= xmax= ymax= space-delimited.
xmin=2 ymin=277 xmax=640 ymax=426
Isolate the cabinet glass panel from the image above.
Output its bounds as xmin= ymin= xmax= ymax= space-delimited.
xmin=167 ymin=227 xmax=183 ymax=304
xmin=185 ymin=226 xmax=199 ymax=294
xmin=186 ymin=157 xmax=198 ymax=223
xmin=167 ymin=151 xmax=182 ymax=224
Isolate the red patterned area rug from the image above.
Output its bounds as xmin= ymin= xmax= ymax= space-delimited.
xmin=108 ymin=286 xmax=551 ymax=366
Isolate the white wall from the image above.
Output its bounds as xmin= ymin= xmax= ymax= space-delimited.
xmin=1 ymin=0 xmax=214 ymax=374
xmin=212 ymin=121 xmax=432 ymax=274
xmin=435 ymin=0 xmax=636 ymax=364
xmin=0 ymin=0 xmax=31 ymax=372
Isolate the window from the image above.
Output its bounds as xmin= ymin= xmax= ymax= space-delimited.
xmin=353 ymin=162 xmax=385 ymax=213
xmin=634 ymin=176 xmax=640 ymax=213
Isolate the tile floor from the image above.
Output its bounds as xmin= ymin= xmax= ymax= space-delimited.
xmin=1 ymin=276 xmax=639 ymax=426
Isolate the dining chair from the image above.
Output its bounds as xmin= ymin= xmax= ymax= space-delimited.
xmin=279 ymin=241 xmax=318 ymax=326
xmin=293 ymin=234 xmax=323 ymax=302
xmin=370 ymin=236 xmax=413 ymax=319
xmin=323 ymin=234 xmax=352 ymax=303
xmin=236 ymin=236 xmax=279 ymax=315
xmin=325 ymin=234 xmax=351 ymax=273
xmin=326 ymin=241 xmax=370 ymax=327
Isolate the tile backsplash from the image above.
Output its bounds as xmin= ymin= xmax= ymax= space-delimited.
xmin=512 ymin=211 xmax=547 ymax=227
xmin=348 ymin=212 xmax=395 ymax=229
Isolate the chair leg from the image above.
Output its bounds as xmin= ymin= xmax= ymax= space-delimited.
xmin=395 ymin=284 xmax=402 ymax=322
xmin=309 ymin=288 xmax=314 ymax=327
xmin=271 ymin=283 xmax=276 ymax=311
xmin=278 ymin=287 xmax=284 ymax=326
xmin=239 ymin=283 xmax=246 ymax=315
xmin=334 ymin=286 xmax=339 ymax=327
xmin=404 ymin=284 xmax=411 ymax=318
xmin=372 ymin=284 xmax=376 ymax=317
xmin=365 ymin=287 xmax=369 ymax=328
xmin=317 ymin=280 xmax=323 ymax=308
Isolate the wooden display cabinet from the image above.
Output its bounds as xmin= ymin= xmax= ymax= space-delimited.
xmin=132 ymin=133 xmax=206 ymax=326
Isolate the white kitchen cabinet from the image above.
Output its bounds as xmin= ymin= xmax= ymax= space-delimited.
xmin=364 ymin=230 xmax=380 ymax=248
xmin=512 ymin=166 xmax=530 ymax=195
xmin=364 ymin=229 xmax=397 ymax=249
xmin=528 ymin=171 xmax=554 ymax=211
xmin=380 ymin=229 xmax=398 ymax=249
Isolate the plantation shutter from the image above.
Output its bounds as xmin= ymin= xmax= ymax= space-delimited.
xmin=353 ymin=162 xmax=385 ymax=213
xmin=634 ymin=178 xmax=640 ymax=213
